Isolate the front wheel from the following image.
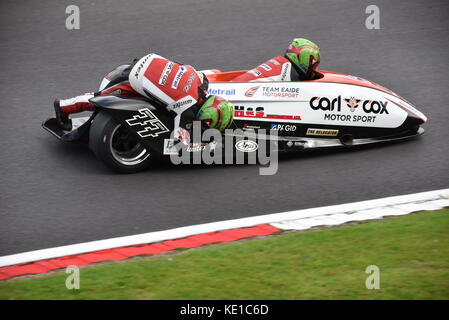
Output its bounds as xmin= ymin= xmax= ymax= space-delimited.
xmin=89 ymin=111 xmax=153 ymax=173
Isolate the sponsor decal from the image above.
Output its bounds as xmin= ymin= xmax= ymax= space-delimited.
xmin=171 ymin=66 xmax=187 ymax=89
xmin=171 ymin=98 xmax=194 ymax=111
xmin=270 ymin=123 xmax=297 ymax=132
xmin=235 ymin=105 xmax=265 ymax=118
xmin=309 ymin=96 xmax=342 ymax=111
xmin=207 ymin=88 xmax=236 ymax=96
xmin=235 ymin=140 xmax=258 ymax=153
xmin=306 ymin=128 xmax=339 ymax=137
xmin=234 ymin=105 xmax=301 ymax=121
xmin=163 ymin=139 xmax=178 ymax=155
xmin=183 ymin=73 xmax=196 ymax=93
xmin=260 ymin=86 xmax=300 ymax=98
xmin=344 ymin=97 xmax=361 ymax=112
xmin=245 ymin=86 xmax=260 ymax=97
xmin=158 ymin=62 xmax=174 ymax=85
xmin=260 ymin=63 xmax=272 ymax=71
xmin=249 ymin=69 xmax=262 ymax=77
xmin=361 ymin=100 xmax=389 ymax=114
xmin=126 ymin=108 xmax=170 ymax=138
xmin=163 ymin=139 xmax=211 ymax=154
xmin=134 ymin=54 xmax=153 ymax=79
xmin=309 ymin=96 xmax=389 ymax=124
xmin=186 ymin=143 xmax=208 ymax=152
xmin=309 ymin=96 xmax=389 ymax=114
xmin=323 ymin=113 xmax=377 ymax=123
xmin=280 ymin=63 xmax=291 ymax=81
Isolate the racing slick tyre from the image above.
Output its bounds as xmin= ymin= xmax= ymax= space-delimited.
xmin=89 ymin=111 xmax=153 ymax=173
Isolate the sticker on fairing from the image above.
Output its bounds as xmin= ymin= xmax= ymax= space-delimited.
xmin=235 ymin=140 xmax=258 ymax=153
xmin=306 ymin=128 xmax=339 ymax=136
xmin=126 ymin=108 xmax=170 ymax=138
xmin=163 ymin=139 xmax=178 ymax=155
xmin=171 ymin=66 xmax=187 ymax=89
xmin=159 ymin=62 xmax=175 ymax=85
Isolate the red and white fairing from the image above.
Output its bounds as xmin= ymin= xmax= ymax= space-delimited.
xmin=231 ymin=56 xmax=293 ymax=82
xmin=206 ymin=70 xmax=426 ymax=129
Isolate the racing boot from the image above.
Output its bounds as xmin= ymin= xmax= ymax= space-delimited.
xmin=54 ymin=99 xmax=72 ymax=131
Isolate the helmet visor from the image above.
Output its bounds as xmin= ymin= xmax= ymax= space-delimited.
xmin=306 ymin=56 xmax=320 ymax=78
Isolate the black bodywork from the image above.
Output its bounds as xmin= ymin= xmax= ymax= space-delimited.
xmin=43 ymin=95 xmax=174 ymax=153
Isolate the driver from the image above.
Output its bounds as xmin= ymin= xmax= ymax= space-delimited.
xmin=53 ymin=53 xmax=234 ymax=143
xmin=231 ymin=38 xmax=321 ymax=82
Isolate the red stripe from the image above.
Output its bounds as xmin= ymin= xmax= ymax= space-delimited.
xmin=100 ymin=82 xmax=137 ymax=96
xmin=0 ymin=224 xmax=280 ymax=280
xmin=236 ymin=114 xmax=301 ymax=120
xmin=385 ymin=97 xmax=426 ymax=122
xmin=265 ymin=114 xmax=301 ymax=120
xmin=60 ymin=102 xmax=95 ymax=114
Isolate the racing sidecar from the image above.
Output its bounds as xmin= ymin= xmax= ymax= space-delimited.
xmin=42 ymin=67 xmax=427 ymax=173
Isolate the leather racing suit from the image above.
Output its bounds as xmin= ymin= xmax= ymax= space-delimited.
xmin=58 ymin=53 xmax=209 ymax=136
xmin=230 ymin=56 xmax=302 ymax=82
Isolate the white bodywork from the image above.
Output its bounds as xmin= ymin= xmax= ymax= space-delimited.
xmin=207 ymin=81 xmax=425 ymax=129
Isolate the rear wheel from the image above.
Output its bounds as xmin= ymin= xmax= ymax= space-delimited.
xmin=89 ymin=111 xmax=152 ymax=173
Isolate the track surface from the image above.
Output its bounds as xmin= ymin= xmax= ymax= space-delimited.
xmin=0 ymin=0 xmax=448 ymax=255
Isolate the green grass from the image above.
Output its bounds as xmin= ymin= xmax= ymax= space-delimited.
xmin=1 ymin=209 xmax=448 ymax=300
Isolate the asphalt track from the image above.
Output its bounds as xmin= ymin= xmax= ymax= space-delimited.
xmin=0 ymin=0 xmax=448 ymax=256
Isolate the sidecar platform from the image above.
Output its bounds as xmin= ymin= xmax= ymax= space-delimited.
xmin=42 ymin=116 xmax=92 ymax=142
xmin=228 ymin=127 xmax=425 ymax=153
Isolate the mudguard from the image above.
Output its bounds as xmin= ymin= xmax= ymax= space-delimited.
xmin=89 ymin=95 xmax=174 ymax=154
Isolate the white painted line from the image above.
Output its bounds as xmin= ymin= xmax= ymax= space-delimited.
xmin=432 ymin=199 xmax=449 ymax=207
xmin=0 ymin=188 xmax=448 ymax=268
xmin=271 ymin=194 xmax=449 ymax=230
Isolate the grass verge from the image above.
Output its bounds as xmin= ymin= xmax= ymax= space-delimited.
xmin=0 ymin=209 xmax=448 ymax=299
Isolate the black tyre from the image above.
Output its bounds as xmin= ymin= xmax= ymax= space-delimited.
xmin=89 ymin=111 xmax=153 ymax=173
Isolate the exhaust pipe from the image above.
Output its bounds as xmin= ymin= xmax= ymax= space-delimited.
xmin=340 ymin=134 xmax=354 ymax=146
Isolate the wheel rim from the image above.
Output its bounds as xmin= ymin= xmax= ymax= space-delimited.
xmin=110 ymin=124 xmax=150 ymax=166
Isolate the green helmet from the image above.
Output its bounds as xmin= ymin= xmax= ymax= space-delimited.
xmin=285 ymin=38 xmax=321 ymax=80
xmin=196 ymin=95 xmax=234 ymax=132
